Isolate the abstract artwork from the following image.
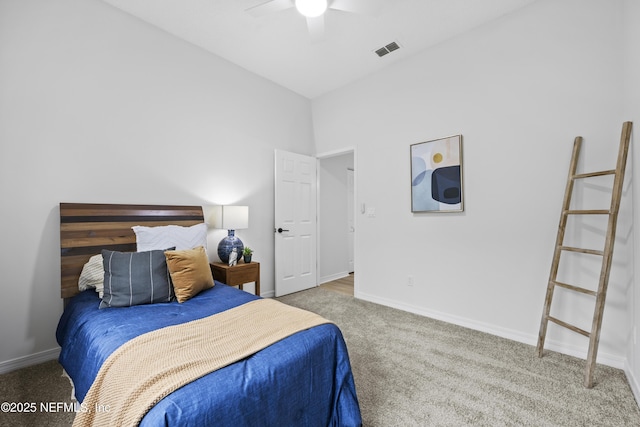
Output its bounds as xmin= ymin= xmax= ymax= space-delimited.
xmin=410 ymin=135 xmax=463 ymax=212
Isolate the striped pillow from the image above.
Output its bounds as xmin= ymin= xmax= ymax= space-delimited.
xmin=99 ymin=249 xmax=174 ymax=309
xmin=78 ymin=254 xmax=105 ymax=297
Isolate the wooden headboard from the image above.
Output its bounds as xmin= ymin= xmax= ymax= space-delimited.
xmin=60 ymin=203 xmax=204 ymax=299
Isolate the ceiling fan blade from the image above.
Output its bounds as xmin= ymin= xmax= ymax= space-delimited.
xmin=246 ymin=0 xmax=294 ymax=17
xmin=329 ymin=0 xmax=384 ymax=15
xmin=306 ymin=15 xmax=325 ymax=43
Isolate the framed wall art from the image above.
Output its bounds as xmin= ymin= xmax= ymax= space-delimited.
xmin=410 ymin=135 xmax=464 ymax=213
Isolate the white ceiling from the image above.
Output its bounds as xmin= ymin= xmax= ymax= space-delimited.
xmin=101 ymin=0 xmax=537 ymax=99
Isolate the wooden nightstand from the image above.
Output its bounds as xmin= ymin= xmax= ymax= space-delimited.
xmin=210 ymin=261 xmax=260 ymax=296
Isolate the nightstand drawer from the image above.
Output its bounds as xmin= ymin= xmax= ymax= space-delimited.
xmin=210 ymin=261 xmax=260 ymax=296
xmin=226 ymin=264 xmax=259 ymax=283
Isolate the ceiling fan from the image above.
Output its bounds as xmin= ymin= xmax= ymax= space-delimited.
xmin=245 ymin=0 xmax=383 ymax=42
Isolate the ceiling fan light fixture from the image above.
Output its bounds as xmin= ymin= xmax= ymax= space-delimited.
xmin=295 ymin=0 xmax=328 ymax=18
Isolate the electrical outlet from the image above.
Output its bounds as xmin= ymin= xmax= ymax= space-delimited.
xmin=407 ymin=275 xmax=414 ymax=286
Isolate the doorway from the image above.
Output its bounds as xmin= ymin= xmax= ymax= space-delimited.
xmin=318 ymin=150 xmax=355 ymax=293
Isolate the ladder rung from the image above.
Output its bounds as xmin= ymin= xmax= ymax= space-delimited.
xmin=564 ymin=209 xmax=610 ymax=215
xmin=547 ymin=316 xmax=591 ymax=337
xmin=551 ymin=280 xmax=597 ymax=296
xmin=559 ymin=246 xmax=604 ymax=256
xmin=572 ymin=169 xmax=616 ymax=179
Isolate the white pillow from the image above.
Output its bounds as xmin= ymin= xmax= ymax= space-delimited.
xmin=78 ymin=254 xmax=104 ymax=298
xmin=132 ymin=223 xmax=208 ymax=252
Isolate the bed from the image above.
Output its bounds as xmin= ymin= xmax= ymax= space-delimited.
xmin=56 ymin=203 xmax=361 ymax=426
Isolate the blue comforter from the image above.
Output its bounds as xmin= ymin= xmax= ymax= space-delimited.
xmin=56 ymin=284 xmax=361 ymax=426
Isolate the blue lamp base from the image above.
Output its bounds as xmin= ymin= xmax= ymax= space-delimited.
xmin=217 ymin=230 xmax=244 ymax=264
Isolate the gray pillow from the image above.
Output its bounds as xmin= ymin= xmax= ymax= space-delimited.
xmin=99 ymin=248 xmax=174 ymax=309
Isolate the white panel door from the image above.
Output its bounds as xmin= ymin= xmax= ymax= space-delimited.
xmin=274 ymin=150 xmax=317 ymax=297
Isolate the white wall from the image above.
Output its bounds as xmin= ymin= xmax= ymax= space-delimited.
xmin=318 ymin=153 xmax=354 ymax=283
xmin=624 ymin=0 xmax=640 ymax=399
xmin=0 ymin=0 xmax=314 ymax=369
xmin=312 ymin=0 xmax=632 ymax=372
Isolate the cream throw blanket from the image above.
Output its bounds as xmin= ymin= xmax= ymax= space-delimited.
xmin=73 ymin=299 xmax=331 ymax=427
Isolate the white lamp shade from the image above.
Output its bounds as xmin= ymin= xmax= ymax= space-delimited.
xmin=210 ymin=206 xmax=249 ymax=230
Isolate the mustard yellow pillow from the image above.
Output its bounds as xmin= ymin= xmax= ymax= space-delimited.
xmin=165 ymin=246 xmax=214 ymax=303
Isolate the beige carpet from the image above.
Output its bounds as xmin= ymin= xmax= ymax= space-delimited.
xmin=278 ymin=287 xmax=640 ymax=426
xmin=2 ymin=287 xmax=639 ymax=426
xmin=0 ymin=359 xmax=75 ymax=427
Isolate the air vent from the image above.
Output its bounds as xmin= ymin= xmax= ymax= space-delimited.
xmin=374 ymin=41 xmax=401 ymax=57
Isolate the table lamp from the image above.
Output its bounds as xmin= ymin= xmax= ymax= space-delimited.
xmin=210 ymin=205 xmax=248 ymax=264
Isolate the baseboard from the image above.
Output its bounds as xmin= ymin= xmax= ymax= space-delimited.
xmin=542 ymin=338 xmax=625 ymax=369
xmin=319 ymin=271 xmax=350 ymax=285
xmin=0 ymin=348 xmax=60 ymax=374
xmin=625 ymin=360 xmax=640 ymax=406
xmin=262 ymin=289 xmax=275 ymax=298
xmin=355 ymin=291 xmax=626 ymax=369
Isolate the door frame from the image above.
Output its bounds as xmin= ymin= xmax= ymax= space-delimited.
xmin=316 ymin=147 xmax=357 ymax=296
xmin=347 ymin=168 xmax=355 ymax=274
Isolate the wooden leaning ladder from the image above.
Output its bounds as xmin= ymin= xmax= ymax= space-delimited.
xmin=536 ymin=121 xmax=633 ymax=388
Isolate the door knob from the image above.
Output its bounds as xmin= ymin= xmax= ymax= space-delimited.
xmin=276 ymin=228 xmax=290 ymax=233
